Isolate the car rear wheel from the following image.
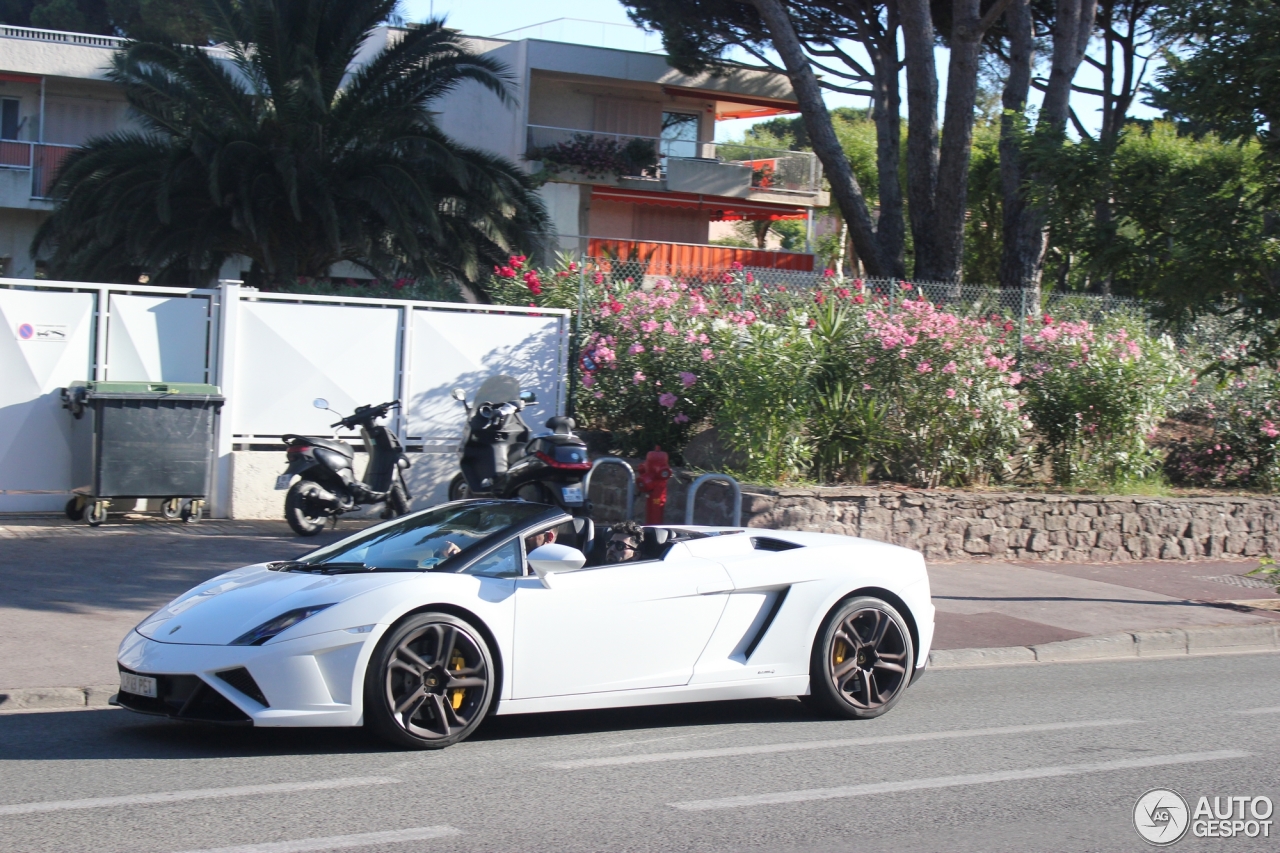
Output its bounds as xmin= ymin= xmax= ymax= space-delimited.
xmin=364 ymin=612 xmax=495 ymax=750
xmin=806 ymin=595 xmax=914 ymax=720
xmin=285 ymin=480 xmax=326 ymax=536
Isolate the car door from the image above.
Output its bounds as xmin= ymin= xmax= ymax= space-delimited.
xmin=511 ymin=552 xmax=733 ymax=699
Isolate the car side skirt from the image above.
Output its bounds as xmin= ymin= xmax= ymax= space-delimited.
xmin=491 ymin=675 xmax=811 ymax=716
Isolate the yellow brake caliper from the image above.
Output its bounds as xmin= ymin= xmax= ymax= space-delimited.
xmin=449 ymin=649 xmax=466 ymax=710
xmin=833 ymin=639 xmax=847 ymax=666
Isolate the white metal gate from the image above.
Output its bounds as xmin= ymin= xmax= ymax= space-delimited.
xmin=0 ymin=279 xmax=570 ymax=517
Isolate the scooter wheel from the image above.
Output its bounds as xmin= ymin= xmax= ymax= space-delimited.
xmin=447 ymin=473 xmax=471 ymax=502
xmin=286 ymin=481 xmax=327 ymax=536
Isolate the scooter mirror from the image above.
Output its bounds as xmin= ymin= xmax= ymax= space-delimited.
xmin=519 ymin=390 xmax=537 ymax=404
xmin=313 ymin=398 xmax=330 ymax=410
xmin=450 ymin=388 xmax=466 ymax=402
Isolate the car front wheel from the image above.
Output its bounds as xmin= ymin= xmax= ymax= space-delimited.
xmin=364 ymin=612 xmax=495 ymax=750
xmin=807 ymin=595 xmax=914 ymax=720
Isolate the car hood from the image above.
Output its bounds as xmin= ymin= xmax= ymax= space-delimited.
xmin=135 ymin=564 xmax=412 ymax=645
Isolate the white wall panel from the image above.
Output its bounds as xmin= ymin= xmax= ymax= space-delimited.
xmin=407 ymin=309 xmax=565 ymax=440
xmin=233 ymin=301 xmax=400 ymax=437
xmin=106 ymin=294 xmax=211 ymax=383
xmin=0 ymin=289 xmax=94 ymax=511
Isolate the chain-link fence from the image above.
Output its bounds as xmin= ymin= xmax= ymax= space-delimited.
xmin=572 ymin=258 xmax=1230 ymax=353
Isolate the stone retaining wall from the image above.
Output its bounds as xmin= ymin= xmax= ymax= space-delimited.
xmin=584 ymin=465 xmax=1280 ymax=562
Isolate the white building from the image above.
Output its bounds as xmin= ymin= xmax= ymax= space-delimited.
xmin=0 ymin=23 xmax=826 ymax=280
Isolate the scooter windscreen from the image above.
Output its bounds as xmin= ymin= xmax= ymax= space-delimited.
xmin=473 ymin=375 xmax=522 ymax=406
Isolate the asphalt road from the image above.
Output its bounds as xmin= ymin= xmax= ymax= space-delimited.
xmin=2 ymin=653 xmax=1277 ymax=853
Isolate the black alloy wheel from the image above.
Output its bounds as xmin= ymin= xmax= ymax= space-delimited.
xmin=807 ymin=596 xmax=914 ymax=719
xmin=284 ymin=480 xmax=326 ymax=536
xmin=364 ymin=613 xmax=495 ymax=749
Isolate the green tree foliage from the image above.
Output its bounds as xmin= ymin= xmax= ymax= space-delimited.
xmin=1 ymin=0 xmax=209 ymax=42
xmin=1147 ymin=0 xmax=1280 ymax=371
xmin=32 ymin=0 xmax=549 ymax=291
xmin=1036 ymin=122 xmax=1276 ymax=305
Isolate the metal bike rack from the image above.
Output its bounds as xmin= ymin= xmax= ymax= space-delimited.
xmin=684 ymin=473 xmax=742 ymax=527
xmin=583 ymin=457 xmax=636 ymax=520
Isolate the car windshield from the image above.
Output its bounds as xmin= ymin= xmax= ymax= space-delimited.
xmin=298 ymin=502 xmax=552 ymax=571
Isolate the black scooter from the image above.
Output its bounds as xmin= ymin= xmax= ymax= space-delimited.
xmin=446 ymin=375 xmax=591 ymax=515
xmin=278 ymin=399 xmax=411 ymax=536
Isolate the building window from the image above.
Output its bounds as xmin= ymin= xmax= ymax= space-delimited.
xmin=660 ymin=112 xmax=699 ymax=160
xmin=1 ymin=99 xmax=20 ymax=140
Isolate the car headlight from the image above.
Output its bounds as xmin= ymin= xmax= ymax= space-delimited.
xmin=231 ymin=604 xmax=336 ymax=646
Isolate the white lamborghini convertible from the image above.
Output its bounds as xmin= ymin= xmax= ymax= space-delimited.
xmin=114 ymin=500 xmax=935 ymax=749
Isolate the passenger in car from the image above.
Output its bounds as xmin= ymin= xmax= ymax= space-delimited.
xmin=525 ymin=528 xmax=556 ymax=552
xmin=604 ymin=521 xmax=642 ymax=563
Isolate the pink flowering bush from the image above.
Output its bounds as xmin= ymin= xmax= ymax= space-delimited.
xmin=1164 ymin=368 xmax=1280 ymax=490
xmin=486 ymin=259 xmax=1223 ymax=490
xmin=834 ymin=296 xmax=1028 ymax=487
xmin=1021 ymin=315 xmax=1187 ymax=484
xmin=576 ymin=277 xmax=722 ymax=454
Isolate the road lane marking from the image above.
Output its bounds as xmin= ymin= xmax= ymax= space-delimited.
xmin=1239 ymin=706 xmax=1280 ymax=715
xmin=0 ymin=777 xmax=399 ymax=816
xmin=670 ymin=749 xmax=1249 ymax=811
xmin=170 ymin=826 xmax=462 ymax=853
xmin=548 ymin=719 xmax=1139 ymax=769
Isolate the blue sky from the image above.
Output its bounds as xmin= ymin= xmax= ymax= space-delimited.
xmin=401 ymin=0 xmax=1162 ymax=141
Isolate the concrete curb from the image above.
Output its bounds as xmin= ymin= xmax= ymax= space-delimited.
xmin=929 ymin=623 xmax=1280 ymax=669
xmin=2 ymin=624 xmax=1276 ymax=709
xmin=0 ymin=684 xmax=117 ymax=712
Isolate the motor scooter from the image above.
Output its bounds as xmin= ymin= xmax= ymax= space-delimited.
xmin=446 ymin=375 xmax=591 ymax=515
xmin=277 ymin=399 xmax=411 ymax=536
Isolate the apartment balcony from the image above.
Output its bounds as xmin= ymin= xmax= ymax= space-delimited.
xmin=526 ymin=125 xmax=828 ymax=207
xmin=0 ymin=140 xmax=77 ymax=204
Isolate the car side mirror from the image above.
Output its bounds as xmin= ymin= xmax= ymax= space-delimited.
xmin=527 ymin=543 xmax=586 ymax=587
xmin=451 ymin=388 xmax=466 ymax=402
xmin=519 ymin=390 xmax=537 ymax=404
xmin=313 ymin=398 xmax=329 ymax=409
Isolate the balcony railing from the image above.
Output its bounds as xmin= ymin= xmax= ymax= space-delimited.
xmin=555 ymin=234 xmax=815 ymax=272
xmin=0 ymin=140 xmax=78 ymax=199
xmin=1 ymin=24 xmax=126 ymax=48
xmin=526 ymin=125 xmax=822 ymax=196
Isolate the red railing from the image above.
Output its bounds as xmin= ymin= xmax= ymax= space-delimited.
xmin=32 ymin=143 xmax=74 ymax=198
xmin=587 ymin=238 xmax=814 ymax=272
xmin=0 ymin=140 xmax=31 ymax=168
xmin=0 ymin=141 xmax=77 ymax=198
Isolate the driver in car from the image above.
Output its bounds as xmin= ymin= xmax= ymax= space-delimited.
xmin=526 ymin=528 xmax=556 ymax=552
xmin=604 ymin=521 xmax=642 ymax=563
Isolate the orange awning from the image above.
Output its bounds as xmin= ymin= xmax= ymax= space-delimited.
xmin=590 ymin=187 xmax=807 ymax=221
xmin=661 ymin=85 xmax=800 ymax=121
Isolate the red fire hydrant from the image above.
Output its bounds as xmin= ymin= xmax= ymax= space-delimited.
xmin=635 ymin=447 xmax=673 ymax=525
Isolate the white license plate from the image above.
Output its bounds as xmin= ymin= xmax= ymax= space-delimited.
xmin=120 ymin=672 xmax=157 ymax=698
xmin=274 ymin=474 xmax=292 ymax=490
xmin=561 ymin=485 xmax=584 ymax=504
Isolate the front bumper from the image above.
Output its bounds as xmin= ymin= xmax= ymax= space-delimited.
xmin=114 ymin=625 xmax=386 ymax=728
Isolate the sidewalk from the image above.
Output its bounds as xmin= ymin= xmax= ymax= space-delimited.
xmin=1 ymin=514 xmax=1277 ymax=708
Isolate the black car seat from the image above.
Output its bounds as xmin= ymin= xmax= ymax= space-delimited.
xmin=639 ymin=527 xmax=672 ymax=561
xmin=572 ymin=516 xmax=595 ymax=557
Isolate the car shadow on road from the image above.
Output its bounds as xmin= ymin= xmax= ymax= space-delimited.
xmin=470 ymin=697 xmax=816 ymax=742
xmin=0 ymin=698 xmax=818 ymax=760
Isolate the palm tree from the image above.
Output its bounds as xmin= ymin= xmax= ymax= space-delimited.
xmin=33 ymin=0 xmax=549 ymax=291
